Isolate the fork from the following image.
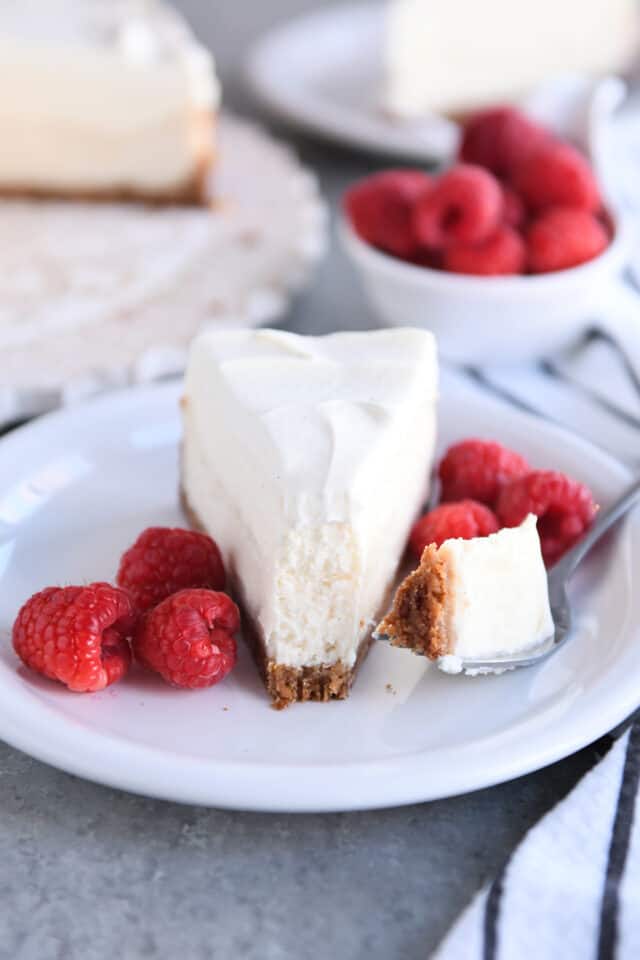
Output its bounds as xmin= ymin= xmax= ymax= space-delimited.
xmin=445 ymin=476 xmax=640 ymax=674
xmin=380 ymin=476 xmax=640 ymax=675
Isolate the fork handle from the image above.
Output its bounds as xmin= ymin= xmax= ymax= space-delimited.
xmin=551 ymin=475 xmax=640 ymax=582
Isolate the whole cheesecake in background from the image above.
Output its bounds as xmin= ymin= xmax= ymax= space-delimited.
xmin=181 ymin=328 xmax=438 ymax=708
xmin=0 ymin=0 xmax=219 ymax=204
xmin=384 ymin=0 xmax=639 ymax=118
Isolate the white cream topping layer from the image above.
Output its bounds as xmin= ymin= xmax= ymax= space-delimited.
xmin=439 ymin=515 xmax=553 ymax=660
xmin=182 ymin=327 xmax=438 ymax=669
xmin=0 ymin=0 xmax=219 ymax=190
xmin=385 ymin=0 xmax=638 ymax=117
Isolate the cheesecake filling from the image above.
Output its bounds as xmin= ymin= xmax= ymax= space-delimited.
xmin=438 ymin=515 xmax=553 ymax=659
xmin=385 ymin=0 xmax=639 ymax=117
xmin=376 ymin=514 xmax=553 ymax=666
xmin=182 ymin=327 xmax=438 ymax=672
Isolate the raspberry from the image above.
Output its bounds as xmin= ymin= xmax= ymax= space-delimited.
xmin=409 ymin=500 xmax=500 ymax=559
xmin=439 ymin=439 xmax=530 ymax=506
xmin=408 ymin=247 xmax=443 ymax=270
xmin=412 ymin=164 xmax=503 ymax=249
xmin=526 ymin=207 xmax=609 ymax=274
xmin=343 ymin=170 xmax=432 ymax=258
xmin=511 ymin=141 xmax=601 ymax=213
xmin=502 ymin=185 xmax=526 ymax=230
xmin=134 ymin=589 xmax=239 ymax=689
xmin=496 ymin=470 xmax=596 ymax=566
xmin=459 ymin=107 xmax=549 ymax=178
xmin=117 ymin=526 xmax=225 ymax=615
xmin=443 ymin=225 xmax=526 ymax=276
xmin=12 ymin=583 xmax=134 ymax=692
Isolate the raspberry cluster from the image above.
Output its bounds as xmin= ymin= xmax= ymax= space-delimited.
xmin=13 ymin=527 xmax=239 ymax=694
xmin=409 ymin=439 xmax=596 ymax=566
xmin=344 ymin=106 xmax=610 ymax=276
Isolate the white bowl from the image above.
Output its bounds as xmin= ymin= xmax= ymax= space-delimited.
xmin=340 ymin=214 xmax=629 ymax=364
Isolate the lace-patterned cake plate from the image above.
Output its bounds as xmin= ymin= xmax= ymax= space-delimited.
xmin=0 ymin=114 xmax=328 ymax=428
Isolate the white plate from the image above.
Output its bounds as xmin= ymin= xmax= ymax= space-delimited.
xmin=246 ymin=2 xmax=458 ymax=162
xmin=246 ymin=2 xmax=633 ymax=171
xmin=0 ymin=114 xmax=327 ymax=427
xmin=0 ymin=373 xmax=637 ymax=812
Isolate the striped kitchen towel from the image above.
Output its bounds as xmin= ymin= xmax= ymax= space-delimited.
xmin=432 ymin=267 xmax=640 ymax=958
xmin=433 ymin=718 xmax=640 ymax=960
xmin=456 ymin=313 xmax=640 ymax=469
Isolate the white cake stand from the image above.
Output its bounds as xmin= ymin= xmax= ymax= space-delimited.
xmin=0 ymin=114 xmax=327 ymax=427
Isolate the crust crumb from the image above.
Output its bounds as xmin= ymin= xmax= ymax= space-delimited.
xmin=377 ymin=546 xmax=450 ymax=659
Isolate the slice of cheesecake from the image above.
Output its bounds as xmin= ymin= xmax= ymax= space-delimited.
xmin=376 ymin=515 xmax=553 ymax=671
xmin=181 ymin=327 xmax=438 ymax=707
xmin=0 ymin=0 xmax=219 ymax=204
xmin=384 ymin=0 xmax=639 ymax=118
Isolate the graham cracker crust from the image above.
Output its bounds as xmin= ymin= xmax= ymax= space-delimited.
xmin=244 ymin=608 xmax=373 ymax=711
xmin=180 ymin=485 xmax=372 ymax=709
xmin=376 ymin=545 xmax=450 ymax=659
xmin=0 ymin=113 xmax=216 ymax=207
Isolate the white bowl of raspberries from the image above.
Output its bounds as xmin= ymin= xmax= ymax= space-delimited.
xmin=341 ymin=106 xmax=628 ymax=363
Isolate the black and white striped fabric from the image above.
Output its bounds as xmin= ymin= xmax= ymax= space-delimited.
xmin=461 ymin=321 xmax=640 ymax=467
xmin=434 ymin=720 xmax=640 ymax=960
xmin=456 ymin=314 xmax=640 ymax=468
xmin=433 ymin=272 xmax=640 ymax=958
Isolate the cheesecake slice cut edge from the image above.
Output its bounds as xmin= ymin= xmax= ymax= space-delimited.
xmin=180 ymin=487 xmax=381 ymax=708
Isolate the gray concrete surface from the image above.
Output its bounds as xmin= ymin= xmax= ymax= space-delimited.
xmin=0 ymin=3 xmax=623 ymax=958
